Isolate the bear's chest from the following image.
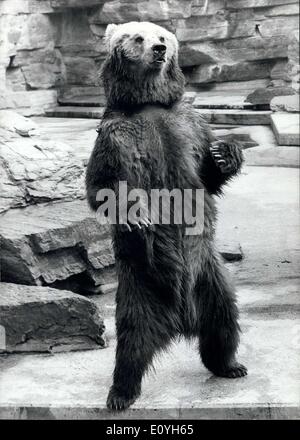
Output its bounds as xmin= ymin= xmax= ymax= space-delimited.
xmin=130 ymin=106 xmax=202 ymax=189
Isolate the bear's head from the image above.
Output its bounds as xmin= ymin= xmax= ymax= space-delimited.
xmin=101 ymin=22 xmax=185 ymax=109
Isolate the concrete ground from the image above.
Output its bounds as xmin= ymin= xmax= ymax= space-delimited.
xmin=0 ymin=119 xmax=299 ymax=419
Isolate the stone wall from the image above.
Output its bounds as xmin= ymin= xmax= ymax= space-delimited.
xmin=0 ymin=0 xmax=299 ymax=115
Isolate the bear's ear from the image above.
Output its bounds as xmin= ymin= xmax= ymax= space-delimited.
xmin=105 ymin=24 xmax=119 ymax=42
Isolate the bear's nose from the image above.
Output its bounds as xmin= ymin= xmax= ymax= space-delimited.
xmin=152 ymin=44 xmax=167 ymax=55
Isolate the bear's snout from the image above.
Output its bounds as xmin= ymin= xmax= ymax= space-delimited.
xmin=151 ymin=44 xmax=167 ymax=66
xmin=152 ymin=44 xmax=167 ymax=56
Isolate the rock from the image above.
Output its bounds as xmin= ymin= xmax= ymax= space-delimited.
xmin=21 ymin=63 xmax=60 ymax=90
xmin=220 ymin=36 xmax=290 ymax=62
xmin=12 ymin=46 xmax=63 ymax=69
xmin=0 ymin=0 xmax=30 ymax=14
xmin=5 ymin=90 xmax=58 ymax=117
xmin=191 ymin=0 xmax=226 ymax=16
xmin=50 ymin=0 xmax=106 ymax=8
xmin=287 ymin=30 xmax=300 ymax=92
xmin=193 ymin=95 xmax=254 ymax=110
xmin=270 ymin=95 xmax=300 ymax=112
xmin=58 ymin=95 xmax=107 ymax=107
xmin=0 ymin=200 xmax=116 ymax=292
xmin=89 ymin=0 xmax=191 ymax=24
xmin=0 ymin=282 xmax=106 ymax=354
xmin=215 ymin=132 xmax=259 ymax=149
xmin=206 ymin=79 xmax=270 ymax=93
xmin=179 ymin=41 xmax=229 ymax=67
xmin=6 ymin=67 xmax=27 ymax=91
xmin=270 ymin=60 xmax=290 ymax=81
xmin=17 ymin=14 xmax=54 ymax=51
xmin=60 ymin=86 xmax=105 ymax=101
xmin=218 ymin=242 xmax=244 ymax=262
xmin=0 ymin=112 xmax=85 ymax=212
xmin=186 ymin=60 xmax=273 ymax=85
xmin=256 ymin=15 xmax=299 ymax=38
xmin=258 ymin=3 xmax=299 ymax=16
xmin=63 ymin=56 xmax=99 ymax=86
xmin=176 ymin=14 xmax=229 ymax=42
xmin=0 ymin=110 xmax=38 ymax=137
xmin=45 ymin=106 xmax=105 ymax=118
xmin=271 ymin=113 xmax=300 ymax=146
xmin=196 ymin=109 xmax=272 ymax=125
xmin=226 ymin=0 xmax=298 ymax=8
xmin=244 ymin=146 xmax=300 ymax=168
xmin=246 ymin=86 xmax=296 ymax=105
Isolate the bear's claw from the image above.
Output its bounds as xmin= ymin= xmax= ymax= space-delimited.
xmin=210 ymin=140 xmax=237 ymax=174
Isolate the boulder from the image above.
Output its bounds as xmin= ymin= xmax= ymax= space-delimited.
xmin=176 ymin=14 xmax=229 ymax=42
xmin=271 ymin=113 xmax=300 ymax=146
xmin=17 ymin=14 xmax=55 ymax=51
xmin=246 ymin=85 xmax=296 ymax=105
xmin=0 ymin=283 xmax=106 ymax=354
xmin=63 ymin=56 xmax=99 ymax=86
xmin=256 ymin=16 xmax=299 ymax=38
xmin=0 ymin=199 xmax=116 ymax=293
xmin=6 ymin=67 xmax=27 ymax=92
xmin=4 ymin=90 xmax=58 ymax=116
xmin=270 ymin=60 xmax=290 ymax=81
xmin=179 ymin=41 xmax=229 ymax=67
xmin=0 ymin=110 xmax=38 ymax=137
xmin=186 ymin=61 xmax=273 ymax=85
xmin=22 ymin=63 xmax=58 ymax=89
xmin=270 ymin=95 xmax=300 ymax=112
xmin=218 ymin=242 xmax=243 ymax=262
xmin=0 ymin=111 xmax=85 ymax=212
xmin=89 ymin=0 xmax=191 ymax=24
xmin=220 ymin=36 xmax=290 ymax=62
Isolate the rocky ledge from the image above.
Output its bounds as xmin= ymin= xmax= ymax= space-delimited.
xmin=0 ymin=283 xmax=106 ymax=354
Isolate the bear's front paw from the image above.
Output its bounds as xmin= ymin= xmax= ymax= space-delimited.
xmin=210 ymin=140 xmax=242 ymax=174
xmin=119 ymin=203 xmax=152 ymax=232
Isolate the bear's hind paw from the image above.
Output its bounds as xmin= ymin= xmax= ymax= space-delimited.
xmin=214 ymin=362 xmax=248 ymax=379
xmin=106 ymin=387 xmax=138 ymax=411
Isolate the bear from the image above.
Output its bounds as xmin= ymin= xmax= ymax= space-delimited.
xmin=85 ymin=21 xmax=247 ymax=411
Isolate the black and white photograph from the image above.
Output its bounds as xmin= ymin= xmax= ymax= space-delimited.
xmin=0 ymin=0 xmax=299 ymax=425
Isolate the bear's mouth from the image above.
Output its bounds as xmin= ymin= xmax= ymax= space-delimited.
xmin=151 ymin=57 xmax=166 ymax=67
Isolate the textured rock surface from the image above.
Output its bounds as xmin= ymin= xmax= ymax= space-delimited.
xmin=246 ymin=86 xmax=296 ymax=105
xmin=0 ymin=283 xmax=106 ymax=354
xmin=0 ymin=200 xmax=116 ymax=293
xmin=0 ymin=111 xmax=85 ymax=213
xmin=270 ymin=113 xmax=300 ymax=146
xmin=270 ymin=94 xmax=300 ymax=112
xmin=0 ymin=0 xmax=298 ymax=114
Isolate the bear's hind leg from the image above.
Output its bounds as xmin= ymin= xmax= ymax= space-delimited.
xmin=107 ymin=266 xmax=174 ymax=411
xmin=196 ymin=253 xmax=247 ymax=378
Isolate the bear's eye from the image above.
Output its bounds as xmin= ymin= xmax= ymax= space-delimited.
xmin=135 ymin=36 xmax=144 ymax=43
xmin=159 ymin=36 xmax=165 ymax=43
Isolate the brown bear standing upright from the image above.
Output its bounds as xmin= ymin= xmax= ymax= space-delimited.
xmin=86 ymin=22 xmax=247 ymax=411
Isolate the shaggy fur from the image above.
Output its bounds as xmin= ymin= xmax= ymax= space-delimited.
xmin=86 ymin=22 xmax=247 ymax=411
